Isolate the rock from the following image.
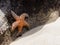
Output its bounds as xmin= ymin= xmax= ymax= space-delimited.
xmin=0 ymin=10 xmax=9 ymax=34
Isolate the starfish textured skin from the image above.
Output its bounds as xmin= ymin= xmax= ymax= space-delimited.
xmin=11 ymin=10 xmax=30 ymax=33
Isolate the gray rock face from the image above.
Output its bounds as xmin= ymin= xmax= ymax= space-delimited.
xmin=0 ymin=10 xmax=9 ymax=34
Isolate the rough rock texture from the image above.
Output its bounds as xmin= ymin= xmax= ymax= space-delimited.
xmin=0 ymin=10 xmax=9 ymax=34
xmin=0 ymin=0 xmax=60 ymax=45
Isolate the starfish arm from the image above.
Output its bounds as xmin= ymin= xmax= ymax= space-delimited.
xmin=18 ymin=26 xmax=23 ymax=33
xmin=11 ymin=10 xmax=20 ymax=20
xmin=24 ymin=21 xmax=30 ymax=28
xmin=15 ymin=26 xmax=23 ymax=37
xmin=19 ymin=13 xmax=29 ymax=20
xmin=11 ymin=21 xmax=18 ymax=32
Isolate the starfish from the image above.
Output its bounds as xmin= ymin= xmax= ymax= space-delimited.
xmin=11 ymin=10 xmax=30 ymax=35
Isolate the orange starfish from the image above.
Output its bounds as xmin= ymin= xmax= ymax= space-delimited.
xmin=11 ymin=10 xmax=30 ymax=34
